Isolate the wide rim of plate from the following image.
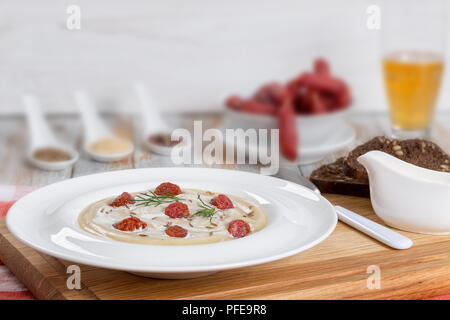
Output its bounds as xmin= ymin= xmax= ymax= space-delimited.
xmin=6 ymin=167 xmax=337 ymax=273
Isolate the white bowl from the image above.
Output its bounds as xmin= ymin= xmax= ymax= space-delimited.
xmin=223 ymin=108 xmax=349 ymax=148
xmin=359 ymin=150 xmax=450 ymax=235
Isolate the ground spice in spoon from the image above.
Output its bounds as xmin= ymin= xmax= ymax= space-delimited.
xmin=149 ymin=133 xmax=182 ymax=147
xmin=33 ymin=147 xmax=72 ymax=162
xmin=88 ymin=137 xmax=133 ymax=155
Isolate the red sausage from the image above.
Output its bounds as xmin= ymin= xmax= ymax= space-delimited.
xmin=226 ymin=95 xmax=245 ymax=110
xmin=310 ymin=91 xmax=328 ymax=114
xmin=314 ymin=58 xmax=330 ymax=77
xmin=297 ymin=72 xmax=345 ymax=95
xmin=240 ymin=100 xmax=278 ymax=115
xmin=225 ymin=57 xmax=351 ymax=118
xmin=226 ymin=96 xmax=277 ymax=115
xmin=113 ymin=216 xmax=147 ymax=232
xmin=154 ymin=182 xmax=182 ymax=196
xmin=165 ymin=202 xmax=190 ymax=218
xmin=210 ymin=194 xmax=234 ymax=210
xmin=228 ymin=219 xmax=250 ymax=238
xmin=253 ymin=82 xmax=285 ymax=107
xmin=110 ymin=192 xmax=135 ymax=207
xmin=278 ymin=94 xmax=298 ymax=161
xmin=165 ymin=225 xmax=188 ymax=238
xmin=335 ymin=82 xmax=351 ymax=109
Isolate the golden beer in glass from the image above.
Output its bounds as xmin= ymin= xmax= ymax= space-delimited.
xmin=383 ymin=51 xmax=444 ymax=133
xmin=382 ymin=0 xmax=445 ymax=138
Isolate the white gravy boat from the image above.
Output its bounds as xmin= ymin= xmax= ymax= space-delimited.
xmin=358 ymin=150 xmax=450 ymax=235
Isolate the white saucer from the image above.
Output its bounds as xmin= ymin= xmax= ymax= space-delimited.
xmin=295 ymin=124 xmax=356 ymax=165
xmin=224 ymin=124 xmax=356 ymax=166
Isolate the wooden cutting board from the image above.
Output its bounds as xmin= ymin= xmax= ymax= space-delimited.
xmin=1 ymin=194 xmax=450 ymax=300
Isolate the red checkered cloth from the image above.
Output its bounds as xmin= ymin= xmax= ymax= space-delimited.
xmin=0 ymin=185 xmax=35 ymax=300
xmin=0 ymin=184 xmax=448 ymax=300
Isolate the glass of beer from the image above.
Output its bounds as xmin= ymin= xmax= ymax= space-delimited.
xmin=382 ymin=0 xmax=445 ymax=138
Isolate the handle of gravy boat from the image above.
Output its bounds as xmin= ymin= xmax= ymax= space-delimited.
xmin=334 ymin=206 xmax=413 ymax=250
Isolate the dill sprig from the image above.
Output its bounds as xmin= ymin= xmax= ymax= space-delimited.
xmin=195 ymin=194 xmax=216 ymax=218
xmin=134 ymin=191 xmax=180 ymax=207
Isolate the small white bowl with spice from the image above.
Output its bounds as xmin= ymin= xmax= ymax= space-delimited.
xmin=23 ymin=94 xmax=79 ymax=171
xmin=85 ymin=136 xmax=134 ymax=162
xmin=28 ymin=146 xmax=79 ymax=171
xmin=74 ymin=90 xmax=134 ymax=162
xmin=134 ymin=83 xmax=184 ymax=156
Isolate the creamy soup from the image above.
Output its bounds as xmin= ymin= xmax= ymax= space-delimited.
xmin=78 ymin=188 xmax=267 ymax=245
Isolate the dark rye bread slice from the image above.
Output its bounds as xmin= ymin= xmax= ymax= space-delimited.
xmin=310 ymin=157 xmax=370 ymax=197
xmin=343 ymin=136 xmax=450 ymax=183
xmin=309 ymin=136 xmax=450 ymax=197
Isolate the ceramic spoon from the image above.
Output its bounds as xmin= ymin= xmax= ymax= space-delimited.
xmin=23 ymin=94 xmax=79 ymax=171
xmin=134 ymin=83 xmax=178 ymax=156
xmin=73 ymin=90 xmax=134 ymax=162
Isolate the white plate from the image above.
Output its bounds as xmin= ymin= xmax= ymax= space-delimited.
xmin=6 ymin=168 xmax=337 ymax=279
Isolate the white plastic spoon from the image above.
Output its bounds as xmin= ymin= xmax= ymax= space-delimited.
xmin=73 ymin=90 xmax=134 ymax=162
xmin=134 ymin=83 xmax=179 ymax=156
xmin=23 ymin=94 xmax=79 ymax=171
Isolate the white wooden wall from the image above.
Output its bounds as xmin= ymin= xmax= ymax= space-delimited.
xmin=0 ymin=0 xmax=449 ymax=114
